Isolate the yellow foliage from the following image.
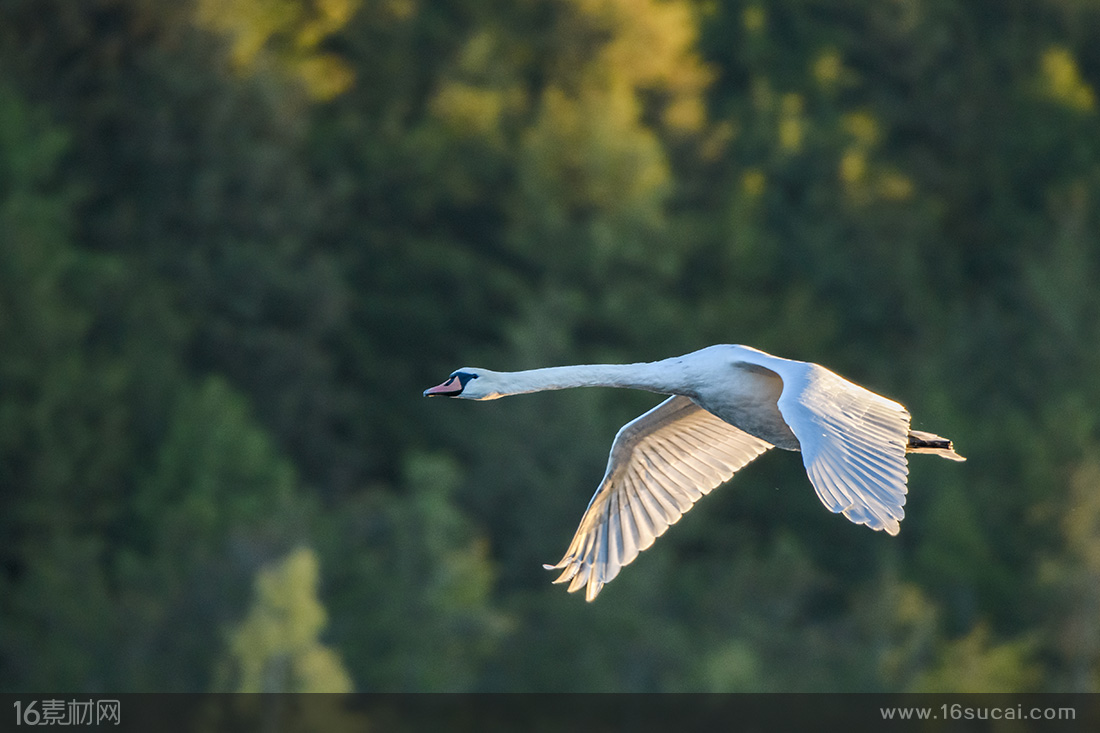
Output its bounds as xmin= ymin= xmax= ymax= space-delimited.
xmin=220 ymin=547 xmax=354 ymax=693
xmin=194 ymin=0 xmax=359 ymax=100
xmin=523 ymin=84 xmax=670 ymax=217
xmin=455 ymin=31 xmax=503 ymax=76
xmin=878 ymin=171 xmax=914 ymax=201
xmin=426 ymin=31 xmax=530 ymax=144
xmin=566 ymin=0 xmax=713 ymax=133
xmin=778 ymin=118 xmax=802 ymax=152
xmin=742 ymin=5 xmax=766 ymax=33
xmin=894 ymin=582 xmax=939 ymax=628
xmin=839 ymin=149 xmax=866 ymax=184
xmin=431 ymin=82 xmax=515 ymax=138
xmin=741 ymin=168 xmax=766 ymax=197
xmin=778 ymin=93 xmax=804 ymax=152
xmin=1065 ymin=456 xmax=1100 ymax=571
xmin=843 ymin=111 xmax=880 ymax=147
xmin=1041 ymin=46 xmax=1096 ymax=112
xmin=296 ymin=55 xmax=357 ymax=101
xmin=813 ymin=50 xmax=843 ymax=87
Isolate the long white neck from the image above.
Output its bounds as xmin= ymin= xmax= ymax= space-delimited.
xmin=481 ymin=358 xmax=692 ymax=399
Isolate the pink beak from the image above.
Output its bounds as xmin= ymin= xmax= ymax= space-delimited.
xmin=423 ymin=376 xmax=464 ymax=396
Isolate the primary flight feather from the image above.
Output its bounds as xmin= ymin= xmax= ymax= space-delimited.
xmin=424 ymin=344 xmax=964 ymax=601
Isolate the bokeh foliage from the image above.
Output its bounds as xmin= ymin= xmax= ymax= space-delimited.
xmin=2 ymin=0 xmax=1100 ymax=692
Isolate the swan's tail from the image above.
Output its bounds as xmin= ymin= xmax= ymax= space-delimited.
xmin=907 ymin=430 xmax=966 ymax=461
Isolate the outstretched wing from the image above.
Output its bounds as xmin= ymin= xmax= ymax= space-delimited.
xmin=766 ymin=359 xmax=912 ymax=535
xmin=544 ymin=395 xmax=773 ymax=601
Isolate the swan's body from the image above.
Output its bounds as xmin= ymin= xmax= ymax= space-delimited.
xmin=424 ymin=345 xmax=964 ymax=601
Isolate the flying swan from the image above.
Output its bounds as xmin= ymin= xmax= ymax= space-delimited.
xmin=424 ymin=344 xmax=964 ymax=601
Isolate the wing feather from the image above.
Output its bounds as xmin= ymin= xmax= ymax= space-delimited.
xmin=544 ymin=395 xmax=773 ymax=601
xmin=766 ymin=360 xmax=912 ymax=536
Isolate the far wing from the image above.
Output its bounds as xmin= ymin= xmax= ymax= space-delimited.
xmin=768 ymin=359 xmax=912 ymax=535
xmin=544 ymin=395 xmax=773 ymax=601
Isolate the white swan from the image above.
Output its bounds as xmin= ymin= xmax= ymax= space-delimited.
xmin=424 ymin=344 xmax=964 ymax=601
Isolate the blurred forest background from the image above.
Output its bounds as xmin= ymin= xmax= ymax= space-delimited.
xmin=2 ymin=0 xmax=1100 ymax=693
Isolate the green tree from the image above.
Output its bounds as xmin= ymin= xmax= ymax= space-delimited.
xmin=111 ymin=377 xmax=318 ymax=690
xmin=1040 ymin=452 xmax=1100 ymax=691
xmin=320 ymin=452 xmax=509 ymax=691
xmin=1 ymin=0 xmax=361 ymax=498
xmin=6 ymin=0 xmax=1100 ymax=695
xmin=0 ymin=82 xmax=145 ymax=690
xmin=910 ymin=623 xmax=1041 ymax=693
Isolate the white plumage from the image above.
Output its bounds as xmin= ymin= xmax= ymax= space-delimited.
xmin=424 ymin=344 xmax=964 ymax=601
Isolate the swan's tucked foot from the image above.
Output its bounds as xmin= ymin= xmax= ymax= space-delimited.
xmin=907 ymin=430 xmax=966 ymax=462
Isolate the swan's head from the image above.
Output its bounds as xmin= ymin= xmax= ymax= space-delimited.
xmin=423 ymin=368 xmax=500 ymax=400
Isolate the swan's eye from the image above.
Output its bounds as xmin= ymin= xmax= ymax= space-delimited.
xmin=452 ymin=371 xmax=479 ymax=387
